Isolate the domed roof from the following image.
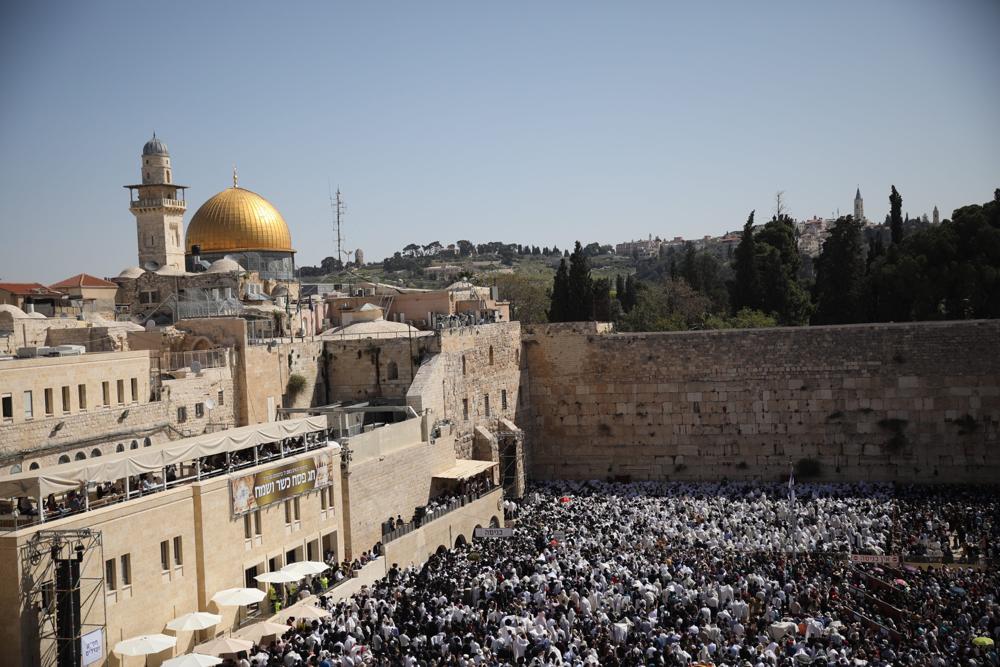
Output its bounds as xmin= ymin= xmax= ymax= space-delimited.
xmin=142 ymin=133 xmax=169 ymax=156
xmin=0 ymin=304 xmax=26 ymax=318
xmin=117 ymin=266 xmax=145 ymax=279
xmin=186 ymin=186 xmax=293 ymax=254
xmin=205 ymin=258 xmax=245 ymax=274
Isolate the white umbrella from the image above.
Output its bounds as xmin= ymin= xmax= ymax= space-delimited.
xmin=114 ymin=633 xmax=177 ymax=656
xmin=162 ymin=654 xmax=224 ymax=667
xmin=281 ymin=560 xmax=329 ymax=576
xmin=276 ymin=604 xmax=330 ymax=621
xmin=211 ymin=587 xmax=266 ymax=606
xmin=194 ymin=636 xmax=254 ymax=656
xmin=166 ymin=611 xmax=223 ymax=632
xmin=235 ymin=620 xmax=293 ymax=643
xmin=255 ymin=570 xmax=301 ymax=584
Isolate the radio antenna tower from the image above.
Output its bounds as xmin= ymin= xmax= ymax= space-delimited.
xmin=329 ymin=182 xmax=351 ymax=267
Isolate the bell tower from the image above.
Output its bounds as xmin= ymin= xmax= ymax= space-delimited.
xmin=853 ymin=187 xmax=864 ymax=223
xmin=125 ymin=134 xmax=187 ymax=271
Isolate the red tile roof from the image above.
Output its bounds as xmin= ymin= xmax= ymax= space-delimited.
xmin=49 ymin=273 xmax=118 ymax=289
xmin=0 ymin=282 xmax=64 ymax=297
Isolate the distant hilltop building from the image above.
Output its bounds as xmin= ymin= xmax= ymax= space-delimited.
xmin=854 ymin=188 xmax=865 ymax=223
xmin=615 ymin=235 xmax=661 ymax=258
xmin=933 ymin=205 xmax=940 ymax=225
xmin=355 ymin=248 xmax=365 ymax=266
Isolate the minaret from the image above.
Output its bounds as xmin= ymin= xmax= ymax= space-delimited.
xmin=125 ymin=134 xmax=187 ymax=270
xmin=932 ymin=205 xmax=940 ymax=224
xmin=854 ymin=187 xmax=864 ymax=223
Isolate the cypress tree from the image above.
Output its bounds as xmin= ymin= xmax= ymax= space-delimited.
xmin=567 ymin=241 xmax=594 ymax=320
xmin=813 ymin=216 xmax=866 ymax=324
xmin=890 ymin=185 xmax=904 ymax=245
xmin=548 ymin=259 xmax=570 ymax=322
xmin=732 ymin=210 xmax=761 ymax=312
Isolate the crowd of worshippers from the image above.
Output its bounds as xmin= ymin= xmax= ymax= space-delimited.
xmin=225 ymin=480 xmax=999 ymax=666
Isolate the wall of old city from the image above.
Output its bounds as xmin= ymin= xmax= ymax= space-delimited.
xmin=341 ymin=427 xmax=457 ymax=559
xmin=522 ymin=320 xmax=1000 ymax=484
xmin=325 ymin=334 xmax=437 ymax=404
xmin=242 ymin=340 xmax=327 ymax=424
xmin=423 ymin=323 xmax=523 ymax=458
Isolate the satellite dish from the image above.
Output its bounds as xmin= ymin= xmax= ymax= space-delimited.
xmin=143 ymin=260 xmax=161 ymax=271
xmin=204 ymin=399 xmax=216 ymax=410
xmin=144 ymin=320 xmax=156 ymax=331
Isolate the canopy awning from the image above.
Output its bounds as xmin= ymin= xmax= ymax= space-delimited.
xmin=0 ymin=416 xmax=330 ymax=499
xmin=432 ymin=459 xmax=497 ymax=480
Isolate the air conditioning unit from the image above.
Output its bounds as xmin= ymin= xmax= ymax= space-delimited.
xmin=16 ymin=347 xmax=39 ymax=358
xmin=52 ymin=345 xmax=86 ymax=356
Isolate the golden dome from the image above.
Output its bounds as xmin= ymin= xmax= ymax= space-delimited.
xmin=186 ymin=186 xmax=293 ymax=254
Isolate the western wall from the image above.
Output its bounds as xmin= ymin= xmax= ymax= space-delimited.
xmin=520 ymin=320 xmax=1000 ymax=483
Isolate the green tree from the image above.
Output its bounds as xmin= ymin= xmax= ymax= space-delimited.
xmin=732 ymin=210 xmax=762 ymax=312
xmin=592 ymin=278 xmax=612 ymax=321
xmin=547 ymin=259 xmax=570 ymax=322
xmin=813 ymin=216 xmax=867 ymax=324
xmin=566 ymin=241 xmax=594 ymax=320
xmin=890 ymin=185 xmax=904 ymax=245
xmin=493 ymin=273 xmax=551 ymax=324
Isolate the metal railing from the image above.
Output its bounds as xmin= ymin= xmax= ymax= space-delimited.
xmin=129 ymin=198 xmax=186 ymax=209
xmin=381 ymin=486 xmax=497 ymax=543
xmin=160 ymin=348 xmax=229 ymax=372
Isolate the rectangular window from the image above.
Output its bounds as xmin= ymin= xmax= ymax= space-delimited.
xmin=173 ymin=536 xmax=183 ymax=566
xmin=195 ymin=402 xmax=205 ymax=418
xmin=254 ymin=510 xmax=262 ymax=535
xmin=462 ymin=355 xmax=467 ymax=375
xmin=285 ymin=500 xmax=292 ymax=524
xmin=116 ymin=379 xmax=124 ymax=405
xmin=501 ymin=389 xmax=508 ymax=411
xmin=102 ymin=382 xmax=110 ymax=407
xmin=177 ymin=406 xmax=187 ymax=423
xmin=2 ymin=393 xmax=13 ymax=420
xmin=23 ymin=391 xmax=33 ymax=419
xmin=105 ymin=559 xmax=117 ymax=591
xmin=218 ymin=390 xmax=225 ymax=406
xmin=44 ymin=388 xmax=53 ymax=416
xmin=328 ymin=486 xmax=336 ymax=510
xmin=120 ymin=554 xmax=131 ymax=586
xmin=320 ymin=489 xmax=329 ymax=510
xmin=484 ymin=394 xmax=491 ymax=417
xmin=160 ymin=541 xmax=169 ymax=571
xmin=293 ymin=497 xmax=301 ymax=521
xmin=130 ymin=378 xmax=138 ymax=402
xmin=78 ymin=384 xmax=87 ymax=410
xmin=244 ymin=514 xmax=252 ymax=539
xmin=462 ymin=398 xmax=469 ymax=420
xmin=61 ymin=386 xmax=71 ymax=413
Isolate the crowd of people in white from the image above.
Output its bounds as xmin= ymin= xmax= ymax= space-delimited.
xmin=234 ymin=481 xmax=999 ymax=666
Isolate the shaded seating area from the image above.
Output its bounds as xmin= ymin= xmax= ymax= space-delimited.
xmin=0 ymin=416 xmax=332 ymax=528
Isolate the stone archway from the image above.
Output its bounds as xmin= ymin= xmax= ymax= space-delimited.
xmin=454 ymin=534 xmax=467 ymax=548
xmin=489 ymin=515 xmax=501 ymax=528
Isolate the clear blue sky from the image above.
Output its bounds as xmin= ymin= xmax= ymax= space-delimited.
xmin=1 ymin=1 xmax=998 ymax=282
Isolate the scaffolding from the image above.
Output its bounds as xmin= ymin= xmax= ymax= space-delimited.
xmin=21 ymin=529 xmax=107 ymax=667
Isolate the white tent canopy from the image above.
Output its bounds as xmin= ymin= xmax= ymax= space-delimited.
xmin=0 ymin=416 xmax=330 ymax=498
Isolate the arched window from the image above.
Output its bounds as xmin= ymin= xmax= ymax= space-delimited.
xmin=387 ymin=361 xmax=398 ymax=381
xmin=144 ymin=437 xmax=152 ymax=447
xmin=29 ymin=462 xmax=40 ymax=470
xmin=130 ymin=440 xmax=139 ymax=450
xmin=75 ymin=452 xmax=87 ymax=461
xmin=91 ymin=448 xmax=102 ymax=457
xmin=58 ymin=455 xmax=71 ymax=465
xmin=489 ymin=346 xmax=494 ymax=366
xmin=9 ymin=463 xmax=22 ymax=475
xmin=116 ymin=443 xmax=125 ymax=453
